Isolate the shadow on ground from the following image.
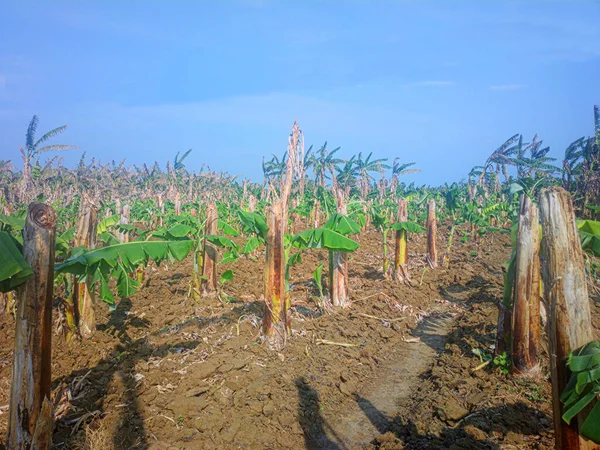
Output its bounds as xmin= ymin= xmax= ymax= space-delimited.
xmin=353 ymin=394 xmax=550 ymax=450
xmin=51 ymin=299 xmax=261 ymax=449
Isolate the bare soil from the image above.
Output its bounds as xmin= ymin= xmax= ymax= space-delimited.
xmin=1 ymin=226 xmax=599 ymax=449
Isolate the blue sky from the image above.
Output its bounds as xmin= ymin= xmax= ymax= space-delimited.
xmin=1 ymin=1 xmax=599 ymax=185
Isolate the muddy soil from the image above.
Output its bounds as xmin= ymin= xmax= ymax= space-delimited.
xmin=1 ymin=226 xmax=599 ymax=449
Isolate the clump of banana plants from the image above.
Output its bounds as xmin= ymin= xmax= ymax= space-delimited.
xmin=442 ymin=185 xmax=462 ymax=268
xmin=370 ymin=203 xmax=392 ymax=278
xmin=2 ymin=217 xmax=197 ymax=340
xmin=293 ymin=212 xmax=360 ymax=308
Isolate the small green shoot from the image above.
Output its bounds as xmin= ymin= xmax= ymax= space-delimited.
xmin=472 ymin=348 xmax=491 ymax=363
xmin=493 ymin=352 xmax=511 ymax=376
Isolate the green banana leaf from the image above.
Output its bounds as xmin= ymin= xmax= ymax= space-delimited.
xmin=578 ymin=220 xmax=600 ymax=257
xmin=566 ymin=342 xmax=600 ymax=372
xmin=220 ymin=269 xmax=234 ymax=283
xmin=160 ymin=224 xmax=196 ymax=239
xmin=562 ymin=389 xmax=598 ymax=424
xmin=313 ymin=263 xmax=324 ymax=287
xmin=0 ymin=213 xmax=25 ymax=231
xmin=561 ymin=340 xmax=600 ymax=443
xmin=218 ymin=220 xmax=239 ymax=237
xmin=324 ymin=213 xmax=361 ymax=236
xmin=55 ymin=240 xmax=195 ymax=304
xmin=482 ymin=203 xmax=504 ymax=215
xmin=292 ymin=228 xmax=359 ymax=253
xmin=0 ymin=231 xmax=33 ymax=292
xmin=501 ymin=222 xmax=519 ymax=309
xmin=288 ymin=251 xmax=302 ymax=267
xmin=56 ymin=240 xmax=195 ymax=275
xmin=242 ymin=236 xmax=262 ymax=254
xmin=55 ymin=227 xmax=76 ymax=256
xmin=98 ymin=231 xmax=120 ymax=245
xmin=116 ymin=224 xmax=144 ymax=236
xmin=220 ymin=250 xmax=239 ymax=264
xmin=389 ymin=221 xmax=425 ymax=233
xmin=97 ymin=214 xmax=121 ymax=234
xmin=581 ymin=401 xmax=600 ymax=443
xmin=238 ymin=211 xmax=268 ymax=241
xmin=205 ymin=235 xmax=238 ymax=249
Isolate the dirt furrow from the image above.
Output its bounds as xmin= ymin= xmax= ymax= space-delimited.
xmin=312 ymin=310 xmax=455 ymax=449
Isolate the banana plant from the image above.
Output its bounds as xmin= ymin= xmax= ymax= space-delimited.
xmin=0 ymin=212 xmax=26 ymax=238
xmin=497 ymin=222 xmax=519 ymax=354
xmin=1 ymin=229 xmax=196 ymax=309
xmin=152 ymin=211 xmax=239 ymax=298
xmin=292 ymin=223 xmax=359 ymax=253
xmin=55 ymin=239 xmax=195 ymax=305
xmin=346 ymin=200 xmax=367 ymax=232
xmin=238 ymin=210 xmax=269 ymax=255
xmin=578 ymin=219 xmax=600 ymax=257
xmin=442 ymin=185 xmax=463 ymax=268
xmin=96 ymin=214 xmax=121 ymax=245
xmin=370 ymin=203 xmax=392 ymax=277
xmin=560 ymin=340 xmax=600 ymax=443
xmin=292 ymin=213 xmax=360 ymax=308
xmin=290 ymin=194 xmax=314 ymax=223
xmin=54 ymin=196 xmax=80 ymax=230
xmin=311 ymin=263 xmax=326 ymax=311
xmin=389 ymin=219 xmax=425 ymax=282
xmin=0 ymin=231 xmax=32 ymax=293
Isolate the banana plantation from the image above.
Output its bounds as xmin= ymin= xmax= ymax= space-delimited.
xmin=1 ymin=108 xmax=600 ymax=450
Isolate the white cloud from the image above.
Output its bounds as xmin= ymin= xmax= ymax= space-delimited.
xmin=401 ymin=81 xmax=455 ymax=88
xmin=489 ymin=84 xmax=528 ymax=91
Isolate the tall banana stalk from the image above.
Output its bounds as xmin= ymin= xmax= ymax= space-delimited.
xmin=539 ymin=187 xmax=597 ymax=448
xmin=263 ymin=121 xmax=302 ymax=348
xmin=393 ymin=199 xmax=409 ymax=282
xmin=511 ymin=194 xmax=541 ymax=375
xmin=7 ymin=203 xmax=56 ymax=450
xmin=330 ymin=188 xmax=349 ymax=307
xmin=72 ymin=194 xmax=98 ymax=339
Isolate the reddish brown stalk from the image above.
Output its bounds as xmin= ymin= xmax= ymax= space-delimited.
xmin=539 ymin=187 xmax=598 ymax=450
xmin=264 ymin=201 xmax=290 ymax=345
xmin=263 ymin=121 xmax=301 ymax=348
xmin=7 ymin=203 xmax=56 ymax=450
xmin=511 ymin=194 xmax=541 ymax=375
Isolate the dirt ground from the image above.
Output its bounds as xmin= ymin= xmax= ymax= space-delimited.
xmin=1 ymin=225 xmax=599 ymax=449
